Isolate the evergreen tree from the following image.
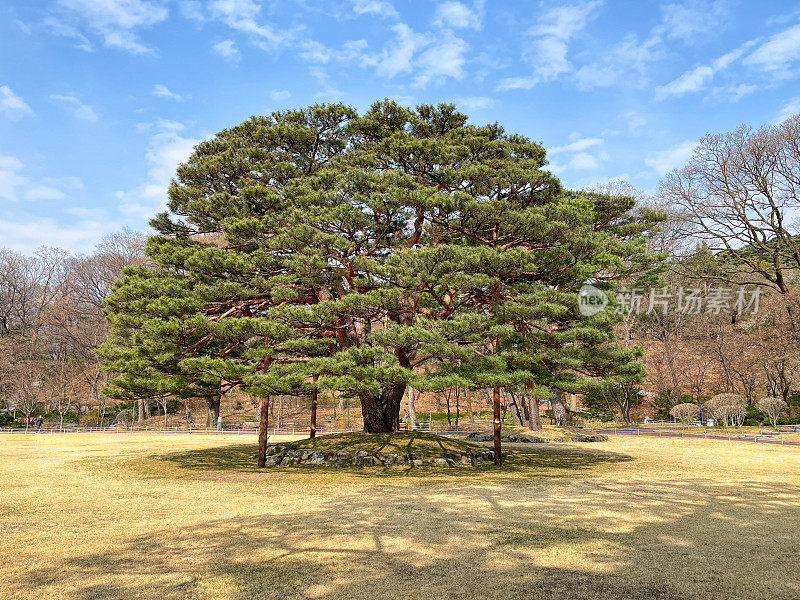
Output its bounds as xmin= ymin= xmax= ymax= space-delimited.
xmin=100 ymin=101 xmax=662 ymax=465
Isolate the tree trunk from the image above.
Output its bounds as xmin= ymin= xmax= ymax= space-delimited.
xmin=359 ymin=383 xmax=406 ymax=433
xmin=492 ymin=386 xmax=502 ymax=466
xmin=509 ymin=393 xmax=524 ymax=426
xmin=137 ymin=397 xmax=145 ymax=422
xmin=466 ymin=393 xmax=475 ymax=427
xmin=551 ymin=388 xmax=566 ymax=426
xmin=310 ymin=375 xmax=318 ymax=438
xmin=407 ymin=387 xmax=419 ymax=430
xmin=206 ymin=394 xmax=221 ymax=428
xmin=257 ymin=396 xmax=270 ymax=468
xmin=529 ymin=396 xmax=542 ymax=431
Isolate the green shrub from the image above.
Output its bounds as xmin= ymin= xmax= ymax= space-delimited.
xmin=746 ymin=405 xmax=765 ymax=422
xmin=777 ymin=415 xmax=800 ymax=425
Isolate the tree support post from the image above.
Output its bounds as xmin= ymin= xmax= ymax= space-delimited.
xmin=257 ymin=396 xmax=271 ymax=468
xmin=493 ymin=386 xmax=502 ymax=466
xmin=310 ymin=374 xmax=319 ymax=438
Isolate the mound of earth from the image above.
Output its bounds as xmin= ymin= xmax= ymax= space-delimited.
xmin=260 ymin=431 xmax=492 ymax=467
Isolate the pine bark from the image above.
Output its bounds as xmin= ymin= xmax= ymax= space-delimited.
xmin=310 ymin=375 xmax=318 ymax=438
xmin=551 ymin=388 xmax=567 ymax=426
xmin=359 ymin=383 xmax=406 ymax=433
xmin=205 ymin=394 xmax=221 ymax=428
xmin=257 ymin=396 xmax=271 ymax=468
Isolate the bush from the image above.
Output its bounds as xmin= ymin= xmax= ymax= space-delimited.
xmin=777 ymin=414 xmax=800 ymax=425
xmin=745 ymin=404 xmax=766 ymax=422
xmin=0 ymin=412 xmax=14 ymax=425
xmin=42 ymin=410 xmax=79 ymax=423
xmin=744 ymin=418 xmax=760 ymax=427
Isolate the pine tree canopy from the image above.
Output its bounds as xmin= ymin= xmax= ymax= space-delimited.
xmin=99 ymin=101 xmax=664 ymax=433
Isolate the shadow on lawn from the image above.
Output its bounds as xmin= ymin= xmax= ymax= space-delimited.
xmin=16 ymin=474 xmax=800 ymax=600
xmin=154 ymin=441 xmax=634 ymax=480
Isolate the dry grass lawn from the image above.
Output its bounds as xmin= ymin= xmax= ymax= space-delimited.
xmin=1 ymin=432 xmax=799 ymax=600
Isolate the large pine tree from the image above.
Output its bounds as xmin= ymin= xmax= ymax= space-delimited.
xmin=101 ymin=101 xmax=662 ymax=462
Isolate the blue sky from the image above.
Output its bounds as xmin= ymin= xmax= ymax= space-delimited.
xmin=2 ymin=0 xmax=800 ymax=253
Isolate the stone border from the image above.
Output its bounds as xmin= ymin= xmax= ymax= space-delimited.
xmin=466 ymin=432 xmax=608 ymax=443
xmin=258 ymin=444 xmax=496 ymax=467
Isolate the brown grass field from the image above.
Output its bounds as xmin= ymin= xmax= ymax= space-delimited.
xmin=1 ymin=432 xmax=799 ymax=600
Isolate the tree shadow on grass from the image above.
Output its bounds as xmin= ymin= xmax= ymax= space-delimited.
xmin=154 ymin=442 xmax=634 ymax=481
xmin=14 ymin=476 xmax=800 ymax=600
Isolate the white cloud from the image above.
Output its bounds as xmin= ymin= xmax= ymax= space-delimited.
xmin=0 ymin=215 xmax=119 ymax=254
xmin=53 ymin=0 xmax=168 ymax=54
xmin=152 ymin=84 xmax=189 ymax=101
xmin=212 ymin=39 xmax=240 ymax=58
xmin=659 ymin=0 xmax=730 ymax=42
xmin=655 ymin=65 xmax=713 ymax=100
xmin=44 ymin=17 xmax=94 ymax=51
xmin=358 ymin=23 xmax=467 ymax=85
xmin=546 ymin=136 xmax=606 ymax=173
xmin=744 ymin=24 xmax=800 ymax=72
xmin=776 ymin=96 xmax=800 ymax=123
xmin=645 ymin=140 xmax=697 ymax=175
xmin=361 ymin=23 xmax=428 ymax=78
xmin=573 ymin=33 xmax=660 ymax=90
xmin=0 ymin=86 xmax=33 ymax=120
xmin=0 ymin=153 xmax=80 ymax=203
xmin=207 ymin=0 xmax=290 ymax=46
xmin=414 ymin=31 xmax=468 ymax=86
xmin=498 ymin=1 xmax=602 ymax=90
xmin=434 ymin=1 xmax=482 ymax=29
xmin=549 ymin=137 xmax=603 ymax=153
xmin=50 ymin=94 xmax=99 ymax=122
xmin=457 ymin=96 xmax=495 ymax=111
xmin=353 ymin=0 xmax=398 ymax=19
xmin=118 ymin=120 xmax=200 ymax=218
xmin=270 ymin=90 xmax=291 ymax=102
xmin=300 ymin=40 xmax=332 ymax=63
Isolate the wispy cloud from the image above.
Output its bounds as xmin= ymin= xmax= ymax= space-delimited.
xmin=360 ymin=23 xmax=427 ymax=78
xmin=0 ymin=153 xmax=80 ymax=203
xmin=152 ymin=84 xmax=189 ymax=102
xmin=743 ymin=23 xmax=800 ymax=72
xmin=414 ymin=30 xmax=468 ymax=86
xmin=270 ymin=90 xmax=291 ymax=102
xmin=549 ymin=137 xmax=603 ymax=153
xmin=776 ymin=96 xmax=800 ymax=123
xmin=654 ymin=39 xmax=759 ymax=100
xmin=212 ymin=39 xmax=240 ymax=59
xmin=497 ymin=0 xmax=602 ymax=91
xmin=0 ymin=86 xmax=33 ymax=120
xmin=655 ymin=65 xmax=713 ymax=100
xmin=645 ymin=140 xmax=697 ymax=175
xmin=117 ymin=120 xmax=200 ymax=218
xmin=51 ymin=0 xmax=168 ymax=54
xmin=353 ymin=0 xmax=398 ymax=19
xmin=206 ymin=0 xmax=292 ymax=47
xmin=434 ymin=1 xmax=483 ymax=30
xmin=456 ymin=96 xmax=494 ymax=111
xmin=659 ymin=0 xmax=730 ymax=42
xmin=50 ymin=94 xmax=98 ymax=122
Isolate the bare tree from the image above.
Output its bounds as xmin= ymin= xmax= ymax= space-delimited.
xmin=704 ymin=393 xmax=747 ymax=429
xmin=659 ymin=115 xmax=800 ymax=344
xmin=757 ymin=396 xmax=788 ymax=429
xmin=670 ymin=402 xmax=699 ymax=425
